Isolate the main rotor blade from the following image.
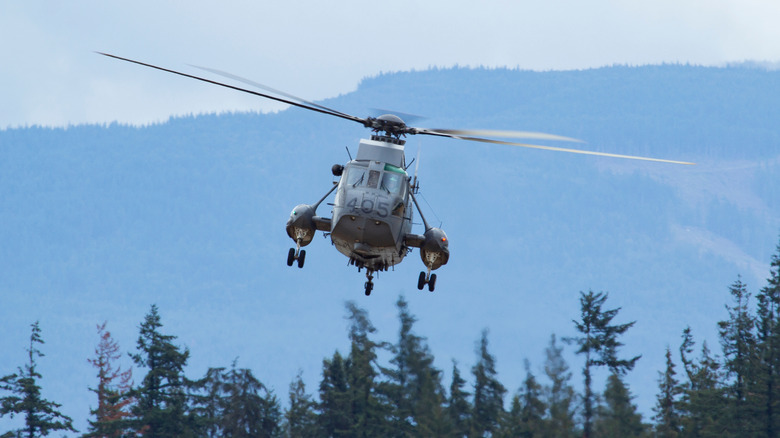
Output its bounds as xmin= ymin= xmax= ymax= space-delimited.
xmin=423 ymin=131 xmax=695 ymax=165
xmin=425 ymin=128 xmax=583 ymax=143
xmin=96 ymin=52 xmax=366 ymax=125
xmin=190 ymin=64 xmax=359 ymax=121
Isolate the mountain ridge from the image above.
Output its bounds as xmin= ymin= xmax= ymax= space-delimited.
xmin=1 ymin=63 xmax=779 ymax=432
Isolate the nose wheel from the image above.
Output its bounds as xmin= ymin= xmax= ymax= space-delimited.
xmin=364 ymin=270 xmax=375 ymax=296
xmin=286 ymin=239 xmax=306 ymax=268
xmin=417 ymin=270 xmax=437 ymax=292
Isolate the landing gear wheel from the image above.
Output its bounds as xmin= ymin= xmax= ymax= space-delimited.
xmin=364 ymin=270 xmax=375 ymax=296
xmin=417 ymin=272 xmax=426 ymax=290
xmin=286 ymin=248 xmax=295 ymax=266
xmin=297 ymin=250 xmax=306 ymax=268
xmin=428 ymin=274 xmax=437 ymax=292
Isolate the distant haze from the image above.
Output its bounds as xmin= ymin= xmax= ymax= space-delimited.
xmin=2 ymin=1 xmax=780 ymax=128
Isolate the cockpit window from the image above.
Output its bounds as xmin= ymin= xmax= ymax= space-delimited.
xmin=346 ymin=166 xmax=367 ymax=186
xmin=381 ymin=172 xmax=403 ymax=194
xmin=345 ymin=163 xmax=406 ymax=193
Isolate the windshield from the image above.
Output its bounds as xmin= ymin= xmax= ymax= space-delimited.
xmin=344 ymin=163 xmax=406 ymax=194
xmin=346 ymin=165 xmax=367 ymax=186
xmin=381 ymin=171 xmax=403 ymax=194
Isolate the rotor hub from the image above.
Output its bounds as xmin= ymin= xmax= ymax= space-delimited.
xmin=366 ymin=114 xmax=410 ymax=138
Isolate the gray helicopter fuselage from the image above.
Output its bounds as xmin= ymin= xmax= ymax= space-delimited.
xmin=330 ymin=137 xmax=413 ymax=271
xmin=284 ymin=132 xmax=448 ymax=293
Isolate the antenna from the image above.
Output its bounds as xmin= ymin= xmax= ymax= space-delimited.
xmin=411 ymin=143 xmax=421 ymax=194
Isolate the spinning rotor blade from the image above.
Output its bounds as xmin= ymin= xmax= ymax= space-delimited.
xmin=96 ymin=52 xmax=366 ymax=125
xmin=424 ymin=128 xmax=583 ymax=143
xmin=190 ymin=64 xmax=358 ymax=121
xmin=423 ymin=131 xmax=696 ymax=165
xmin=99 ymin=52 xmax=694 ymax=165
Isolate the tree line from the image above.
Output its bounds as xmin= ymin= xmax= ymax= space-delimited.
xmin=2 ymin=239 xmax=779 ymax=437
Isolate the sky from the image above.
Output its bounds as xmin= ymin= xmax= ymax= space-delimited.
xmin=3 ymin=0 xmax=780 ymax=129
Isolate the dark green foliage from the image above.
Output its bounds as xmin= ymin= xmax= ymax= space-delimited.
xmin=717 ymin=277 xmax=758 ymax=435
xmin=499 ymin=360 xmax=545 ymax=438
xmin=192 ymin=361 xmax=282 ymax=438
xmin=542 ymin=334 xmax=577 ymax=438
xmin=284 ymin=372 xmax=317 ymax=438
xmin=653 ymin=347 xmax=683 ymax=438
xmin=446 ymin=361 xmax=471 ymax=438
xmin=257 ymin=391 xmax=282 ymax=438
xmin=718 ymin=278 xmax=757 ymax=398
xmin=594 ymin=373 xmax=647 ymax=438
xmin=566 ymin=290 xmax=640 ymax=438
xmin=343 ymin=301 xmax=390 ymax=437
xmin=500 ymin=394 xmax=525 ymax=438
xmin=317 ymin=351 xmax=351 ymax=437
xmin=0 ymin=322 xmax=76 ymax=438
xmin=380 ymin=296 xmax=449 ymax=437
xmin=129 ymin=305 xmax=200 ymax=437
xmin=470 ymin=329 xmax=506 ymax=438
xmin=754 ymin=241 xmax=780 ymax=438
xmin=678 ymin=329 xmax=726 ymax=437
xmin=193 ymin=367 xmax=224 ymax=437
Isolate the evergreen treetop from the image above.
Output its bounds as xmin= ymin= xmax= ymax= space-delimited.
xmin=470 ymin=329 xmax=506 ymax=438
xmin=129 ymin=304 xmax=198 ymax=437
xmin=0 ymin=321 xmax=76 ymax=438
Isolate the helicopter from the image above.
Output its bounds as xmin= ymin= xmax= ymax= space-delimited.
xmin=98 ymin=52 xmax=694 ymax=296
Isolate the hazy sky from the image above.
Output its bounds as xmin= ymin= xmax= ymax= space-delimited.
xmin=3 ymin=0 xmax=780 ymax=128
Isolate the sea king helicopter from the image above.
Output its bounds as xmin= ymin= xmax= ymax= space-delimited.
xmin=99 ymin=52 xmax=694 ymax=296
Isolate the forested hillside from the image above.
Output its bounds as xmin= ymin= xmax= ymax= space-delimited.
xmin=1 ymin=63 xmax=779 ymax=435
xmin=3 ymin=248 xmax=780 ymax=437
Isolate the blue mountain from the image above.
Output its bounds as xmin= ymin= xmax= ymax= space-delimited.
xmin=1 ymin=63 xmax=779 ymax=432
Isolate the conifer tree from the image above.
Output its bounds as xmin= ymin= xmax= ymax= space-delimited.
xmin=500 ymin=394 xmax=525 ymax=438
xmin=470 ymin=329 xmax=506 ymax=438
xmin=499 ymin=359 xmax=545 ymax=438
xmin=542 ymin=334 xmax=576 ymax=438
xmin=284 ymin=372 xmax=317 ymax=438
xmin=257 ymin=388 xmax=283 ymax=438
xmin=0 ymin=321 xmax=76 ymax=438
xmin=343 ymin=301 xmax=389 ymax=436
xmin=380 ymin=296 xmax=448 ymax=437
xmin=317 ymin=351 xmax=351 ymax=437
xmin=194 ymin=367 xmax=226 ymax=438
xmin=652 ymin=347 xmax=682 ymax=438
xmin=446 ymin=360 xmax=471 ymax=438
xmin=192 ymin=361 xmax=281 ymax=438
xmin=678 ymin=328 xmax=725 ymax=437
xmin=717 ymin=277 xmax=758 ymax=435
xmin=566 ymin=290 xmax=640 ymax=438
xmin=129 ymin=304 xmax=200 ymax=437
xmin=594 ymin=373 xmax=647 ymax=438
xmin=754 ymin=240 xmax=780 ymax=438
xmin=84 ymin=322 xmax=136 ymax=438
